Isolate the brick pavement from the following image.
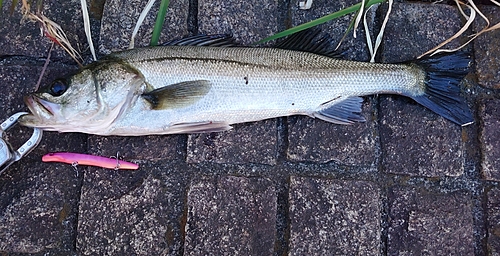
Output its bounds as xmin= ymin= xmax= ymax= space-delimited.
xmin=0 ymin=0 xmax=499 ymax=255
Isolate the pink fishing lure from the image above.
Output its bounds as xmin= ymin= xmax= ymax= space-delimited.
xmin=42 ymin=152 xmax=139 ymax=170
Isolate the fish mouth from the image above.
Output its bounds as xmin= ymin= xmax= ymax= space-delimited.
xmin=20 ymin=95 xmax=62 ymax=128
xmin=24 ymin=95 xmax=58 ymax=116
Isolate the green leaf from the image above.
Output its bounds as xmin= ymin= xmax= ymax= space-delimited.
xmin=254 ymin=0 xmax=386 ymax=45
xmin=150 ymin=0 xmax=170 ymax=46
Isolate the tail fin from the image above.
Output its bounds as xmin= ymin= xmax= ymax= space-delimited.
xmin=406 ymin=52 xmax=474 ymax=126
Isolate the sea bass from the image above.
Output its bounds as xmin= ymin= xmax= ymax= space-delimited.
xmin=20 ymin=32 xmax=474 ymax=136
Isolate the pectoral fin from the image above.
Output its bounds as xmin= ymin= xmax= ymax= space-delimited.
xmin=142 ymin=80 xmax=211 ymax=110
xmin=167 ymin=121 xmax=232 ymax=134
xmin=313 ymin=96 xmax=366 ymax=125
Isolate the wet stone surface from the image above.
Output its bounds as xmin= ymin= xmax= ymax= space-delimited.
xmin=288 ymin=177 xmax=380 ymax=255
xmin=187 ymin=120 xmax=278 ymax=165
xmin=287 ymin=99 xmax=377 ymax=166
xmin=99 ymin=0 xmax=189 ymax=53
xmin=184 ymin=176 xmax=276 ymax=255
xmin=387 ymin=187 xmax=474 ymax=255
xmin=88 ymin=134 xmax=185 ymax=162
xmin=0 ymin=164 xmax=80 ymax=254
xmin=479 ymin=98 xmax=500 ymax=181
xmin=473 ymin=5 xmax=500 ymax=89
xmin=487 ymin=188 xmax=500 ymax=255
xmin=381 ymin=2 xmax=463 ymax=62
xmin=379 ymin=2 xmax=467 ymax=177
xmin=0 ymin=0 xmax=86 ymax=61
xmin=198 ymin=0 xmax=279 ymax=44
xmin=76 ymin=165 xmax=186 ymax=255
xmin=379 ymin=96 xmax=465 ymax=177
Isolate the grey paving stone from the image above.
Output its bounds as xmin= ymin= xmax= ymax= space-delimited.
xmin=0 ymin=0 xmax=86 ymax=61
xmin=379 ymin=2 xmax=467 ymax=177
xmin=387 ymin=187 xmax=474 ymax=255
xmin=480 ymin=99 xmax=500 ymax=181
xmin=198 ymin=0 xmax=279 ymax=45
xmin=99 ymin=0 xmax=189 ymax=53
xmin=288 ymin=177 xmax=380 ymax=255
xmin=287 ymin=100 xmax=377 ymax=165
xmin=76 ymin=168 xmax=183 ymax=255
xmin=382 ymin=2 xmax=463 ymax=62
xmin=380 ymin=96 xmax=465 ymax=177
xmin=88 ymin=135 xmax=184 ymax=162
xmin=186 ymin=120 xmax=277 ymax=165
xmin=0 ymin=163 xmax=80 ymax=253
xmin=487 ymin=188 xmax=500 ymax=255
xmin=473 ymin=5 xmax=500 ymax=89
xmin=184 ymin=176 xmax=276 ymax=255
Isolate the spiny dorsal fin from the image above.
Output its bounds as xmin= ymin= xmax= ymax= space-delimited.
xmin=274 ymin=28 xmax=340 ymax=58
xmin=161 ymin=34 xmax=238 ymax=47
xmin=313 ymin=96 xmax=366 ymax=125
xmin=142 ymin=80 xmax=211 ymax=110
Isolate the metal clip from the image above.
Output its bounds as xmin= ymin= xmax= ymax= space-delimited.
xmin=0 ymin=112 xmax=43 ymax=175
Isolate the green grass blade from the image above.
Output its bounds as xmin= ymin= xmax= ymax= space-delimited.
xmin=8 ymin=0 xmax=19 ymax=15
xmin=254 ymin=0 xmax=386 ymax=44
xmin=150 ymin=0 xmax=170 ymax=46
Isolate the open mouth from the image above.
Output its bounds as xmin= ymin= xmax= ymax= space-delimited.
xmin=24 ymin=95 xmax=59 ymax=118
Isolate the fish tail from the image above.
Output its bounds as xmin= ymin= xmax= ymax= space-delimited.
xmin=406 ymin=52 xmax=474 ymax=126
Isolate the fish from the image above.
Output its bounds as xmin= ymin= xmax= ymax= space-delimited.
xmin=19 ymin=30 xmax=474 ymax=136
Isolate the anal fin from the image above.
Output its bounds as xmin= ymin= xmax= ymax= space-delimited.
xmin=167 ymin=121 xmax=232 ymax=134
xmin=313 ymin=97 xmax=366 ymax=125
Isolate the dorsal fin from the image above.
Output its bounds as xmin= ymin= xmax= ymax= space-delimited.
xmin=161 ymin=34 xmax=238 ymax=47
xmin=274 ymin=28 xmax=340 ymax=58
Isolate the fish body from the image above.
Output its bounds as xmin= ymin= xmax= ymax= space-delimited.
xmin=20 ymin=33 xmax=473 ymax=135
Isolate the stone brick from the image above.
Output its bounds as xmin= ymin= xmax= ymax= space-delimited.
xmin=382 ymin=2 xmax=463 ymax=62
xmin=186 ymin=120 xmax=277 ymax=165
xmin=0 ymin=0 xmax=86 ymax=61
xmin=184 ymin=176 xmax=276 ymax=255
xmin=0 ymin=163 xmax=80 ymax=253
xmin=198 ymin=0 xmax=279 ymax=45
xmin=380 ymin=96 xmax=465 ymax=177
xmin=288 ymin=177 xmax=380 ymax=255
xmin=100 ymin=0 xmax=189 ymax=53
xmin=287 ymin=100 xmax=377 ymax=165
xmin=88 ymin=135 xmax=184 ymax=162
xmin=479 ymin=98 xmax=500 ymax=181
xmin=473 ymin=5 xmax=500 ymax=89
xmin=387 ymin=187 xmax=474 ymax=255
xmin=76 ymin=169 xmax=183 ymax=255
xmin=487 ymin=188 xmax=500 ymax=255
xmin=379 ymin=2 xmax=467 ymax=177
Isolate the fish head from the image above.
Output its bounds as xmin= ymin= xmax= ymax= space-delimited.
xmin=20 ymin=62 xmax=145 ymax=133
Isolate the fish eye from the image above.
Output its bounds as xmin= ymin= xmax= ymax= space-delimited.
xmin=48 ymin=80 xmax=68 ymax=97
